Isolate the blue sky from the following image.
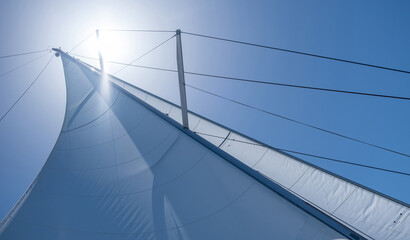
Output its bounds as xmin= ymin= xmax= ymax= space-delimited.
xmin=1 ymin=0 xmax=410 ymax=220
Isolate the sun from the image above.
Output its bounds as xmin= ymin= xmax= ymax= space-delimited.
xmin=95 ymin=30 xmax=127 ymax=61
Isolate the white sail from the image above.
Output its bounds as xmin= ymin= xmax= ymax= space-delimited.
xmin=0 ymin=50 xmax=357 ymax=239
xmin=109 ymin=61 xmax=410 ymax=239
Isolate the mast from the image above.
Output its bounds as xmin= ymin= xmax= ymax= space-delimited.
xmin=176 ymin=29 xmax=189 ymax=129
xmin=96 ymin=29 xmax=105 ymax=72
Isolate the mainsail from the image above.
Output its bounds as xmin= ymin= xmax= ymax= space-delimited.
xmin=0 ymin=49 xmax=408 ymax=239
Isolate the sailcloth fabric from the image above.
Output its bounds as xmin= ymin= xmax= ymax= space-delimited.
xmin=0 ymin=53 xmax=351 ymax=239
xmin=112 ymin=71 xmax=410 ymax=239
xmin=113 ymin=74 xmax=410 ymax=239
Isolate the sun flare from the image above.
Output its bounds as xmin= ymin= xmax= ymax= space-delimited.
xmin=94 ymin=30 xmax=127 ymax=61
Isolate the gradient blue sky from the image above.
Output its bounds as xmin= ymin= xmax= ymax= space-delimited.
xmin=1 ymin=0 xmax=410 ymax=220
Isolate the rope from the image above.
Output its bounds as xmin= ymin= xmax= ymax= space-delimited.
xmin=69 ymin=31 xmax=95 ymax=53
xmin=183 ymin=31 xmax=410 ymax=75
xmin=0 ymin=49 xmax=49 ymax=59
xmin=0 ymin=52 xmax=50 ymax=79
xmin=0 ymin=55 xmax=53 ymax=122
xmin=114 ymin=34 xmax=176 ymax=75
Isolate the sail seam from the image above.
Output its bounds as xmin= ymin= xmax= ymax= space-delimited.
xmin=251 ymin=148 xmax=269 ymax=168
xmin=332 ymin=188 xmax=358 ymax=215
xmin=32 ymin=150 xmax=207 ymax=198
xmin=47 ymin=129 xmax=176 ymax=171
xmin=289 ymin=168 xmax=309 ymax=189
xmin=61 ymin=91 xmax=120 ymax=133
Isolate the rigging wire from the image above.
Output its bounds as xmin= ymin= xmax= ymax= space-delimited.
xmin=69 ymin=54 xmax=410 ymax=101
xmin=71 ymin=54 xmax=178 ymax=73
xmin=194 ymin=131 xmax=410 ymax=176
xmin=0 ymin=55 xmax=53 ymax=122
xmin=0 ymin=49 xmax=49 ymax=59
xmin=69 ymin=31 xmax=95 ymax=53
xmin=182 ymin=31 xmax=410 ymax=75
xmin=99 ymin=29 xmax=175 ymax=33
xmin=0 ymin=52 xmax=50 ymax=79
xmin=186 ymin=84 xmax=410 ymax=158
xmin=114 ymin=34 xmax=176 ymax=75
xmin=185 ymin=72 xmax=410 ymax=101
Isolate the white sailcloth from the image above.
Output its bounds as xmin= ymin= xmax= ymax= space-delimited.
xmin=112 ymin=62 xmax=410 ymax=239
xmin=0 ymin=52 xmax=353 ymax=239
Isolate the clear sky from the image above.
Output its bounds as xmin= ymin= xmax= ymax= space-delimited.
xmin=1 ymin=0 xmax=410 ymax=220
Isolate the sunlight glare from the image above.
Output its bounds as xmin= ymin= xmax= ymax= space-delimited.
xmin=94 ymin=31 xmax=127 ymax=61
